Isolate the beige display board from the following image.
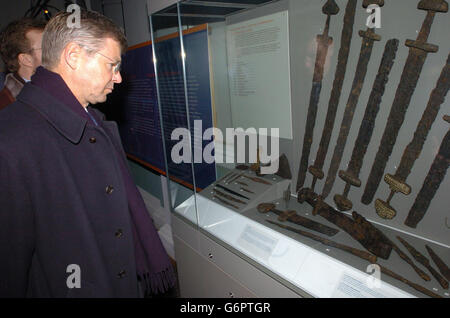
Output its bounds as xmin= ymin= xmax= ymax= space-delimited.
xmin=226 ymin=11 xmax=293 ymax=139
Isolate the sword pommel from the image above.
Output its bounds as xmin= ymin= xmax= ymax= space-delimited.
xmin=323 ymin=0 xmax=340 ymax=15
xmin=334 ymin=194 xmax=353 ymax=211
xmin=363 ymin=0 xmax=384 ymax=8
xmin=375 ymin=199 xmax=397 ymax=219
xmin=418 ymin=0 xmax=448 ymax=13
xmin=444 ymin=114 xmax=450 ymax=123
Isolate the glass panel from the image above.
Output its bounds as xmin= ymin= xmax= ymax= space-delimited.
xmin=166 ymin=0 xmax=450 ymax=298
xmin=150 ymin=5 xmax=197 ymax=226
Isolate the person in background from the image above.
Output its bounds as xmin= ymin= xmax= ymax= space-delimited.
xmin=0 ymin=18 xmax=46 ymax=110
xmin=0 ymin=71 xmax=5 ymax=89
xmin=0 ymin=10 xmax=175 ymax=297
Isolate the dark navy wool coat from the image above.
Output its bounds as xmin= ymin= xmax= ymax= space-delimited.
xmin=0 ymin=84 xmax=139 ymax=297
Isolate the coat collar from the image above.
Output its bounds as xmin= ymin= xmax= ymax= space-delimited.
xmin=17 ymin=83 xmax=88 ymax=144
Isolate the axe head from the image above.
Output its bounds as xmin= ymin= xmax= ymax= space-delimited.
xmin=275 ymin=153 xmax=292 ymax=179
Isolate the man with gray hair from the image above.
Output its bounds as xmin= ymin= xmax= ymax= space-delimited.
xmin=0 ymin=10 xmax=175 ymax=297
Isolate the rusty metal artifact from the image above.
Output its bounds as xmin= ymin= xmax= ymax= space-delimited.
xmin=334 ymin=39 xmax=399 ymax=211
xmin=353 ymin=213 xmax=431 ymax=281
xmin=298 ymin=0 xmax=358 ymax=193
xmin=296 ymin=0 xmax=339 ymax=191
xmin=426 ymin=245 xmax=450 ymax=282
xmin=242 ymin=174 xmax=271 ymax=185
xmin=322 ymin=25 xmax=382 ymax=198
xmin=265 ymin=219 xmax=377 ymax=263
xmin=377 ymin=264 xmax=442 ymax=298
xmin=215 ymin=184 xmax=250 ymax=200
xmin=275 ymin=153 xmax=292 ymax=180
xmin=397 ymin=236 xmax=449 ymax=289
xmin=375 ymin=53 xmax=450 ymax=219
xmin=362 ymin=0 xmax=448 ymax=205
xmin=213 ymin=188 xmax=246 ymax=205
xmin=257 ymin=203 xmax=339 ymax=237
xmin=404 ymin=122 xmax=450 ymax=228
xmin=297 ymin=189 xmax=392 ymax=259
xmin=212 ymin=194 xmax=240 ymax=210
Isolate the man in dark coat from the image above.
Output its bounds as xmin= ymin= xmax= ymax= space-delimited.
xmin=0 ymin=10 xmax=175 ymax=297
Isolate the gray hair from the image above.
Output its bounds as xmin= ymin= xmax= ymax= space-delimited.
xmin=42 ymin=10 xmax=127 ymax=69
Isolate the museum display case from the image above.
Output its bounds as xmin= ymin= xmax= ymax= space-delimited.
xmin=149 ymin=0 xmax=449 ymax=298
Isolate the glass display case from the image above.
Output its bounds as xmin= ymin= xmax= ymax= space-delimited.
xmin=149 ymin=0 xmax=450 ymax=298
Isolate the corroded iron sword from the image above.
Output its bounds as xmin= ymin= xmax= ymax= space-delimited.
xmin=375 ymin=53 xmax=450 ymax=219
xmin=296 ymin=0 xmax=339 ymax=191
xmin=257 ymin=203 xmax=339 ymax=237
xmin=265 ymin=219 xmax=377 ymax=263
xmin=298 ymin=0 xmax=358 ymax=193
xmin=404 ymin=116 xmax=450 ymax=228
xmin=322 ymin=11 xmax=383 ymax=198
xmin=362 ymin=0 xmax=448 ymax=205
xmin=334 ymin=39 xmax=399 ymax=211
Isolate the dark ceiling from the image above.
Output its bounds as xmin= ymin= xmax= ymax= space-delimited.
xmin=151 ymin=0 xmax=279 ymax=31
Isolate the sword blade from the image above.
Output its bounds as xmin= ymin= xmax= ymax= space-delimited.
xmin=395 ymin=53 xmax=450 ymax=181
xmin=404 ymin=128 xmax=450 ymax=228
xmin=296 ymin=14 xmax=334 ymax=191
xmin=322 ymin=29 xmax=380 ymax=198
xmin=308 ymin=0 xmax=357 ymax=178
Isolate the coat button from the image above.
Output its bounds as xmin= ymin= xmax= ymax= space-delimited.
xmin=117 ymin=270 xmax=126 ymax=278
xmin=106 ymin=185 xmax=114 ymax=194
xmin=115 ymin=229 xmax=123 ymax=238
xmin=89 ymin=137 xmax=96 ymax=143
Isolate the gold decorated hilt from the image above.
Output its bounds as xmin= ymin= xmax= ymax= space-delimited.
xmin=375 ymin=173 xmax=411 ymax=219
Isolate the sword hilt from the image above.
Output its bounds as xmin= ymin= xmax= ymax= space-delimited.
xmin=375 ymin=174 xmax=411 ymax=219
xmin=362 ymin=0 xmax=384 ymax=8
xmin=375 ymin=198 xmax=396 ymax=219
xmin=444 ymin=114 xmax=450 ymax=123
xmin=409 ymin=0 xmax=448 ymax=49
xmin=257 ymin=203 xmax=279 ymax=214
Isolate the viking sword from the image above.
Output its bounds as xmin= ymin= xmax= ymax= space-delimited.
xmin=404 ymin=115 xmax=450 ymax=228
xmin=257 ymin=203 xmax=339 ymax=237
xmin=298 ymin=0 xmax=358 ymax=193
xmin=296 ymin=0 xmax=339 ymax=192
xmin=375 ymin=53 xmax=450 ymax=219
xmin=321 ymin=23 xmax=382 ymax=198
xmin=361 ymin=0 xmax=448 ymax=205
xmin=334 ymin=39 xmax=399 ymax=211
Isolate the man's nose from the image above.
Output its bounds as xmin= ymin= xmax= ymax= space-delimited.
xmin=113 ymin=71 xmax=122 ymax=84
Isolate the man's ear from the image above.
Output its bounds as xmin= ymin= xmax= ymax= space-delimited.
xmin=63 ymin=42 xmax=82 ymax=70
xmin=17 ymin=53 xmax=33 ymax=68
